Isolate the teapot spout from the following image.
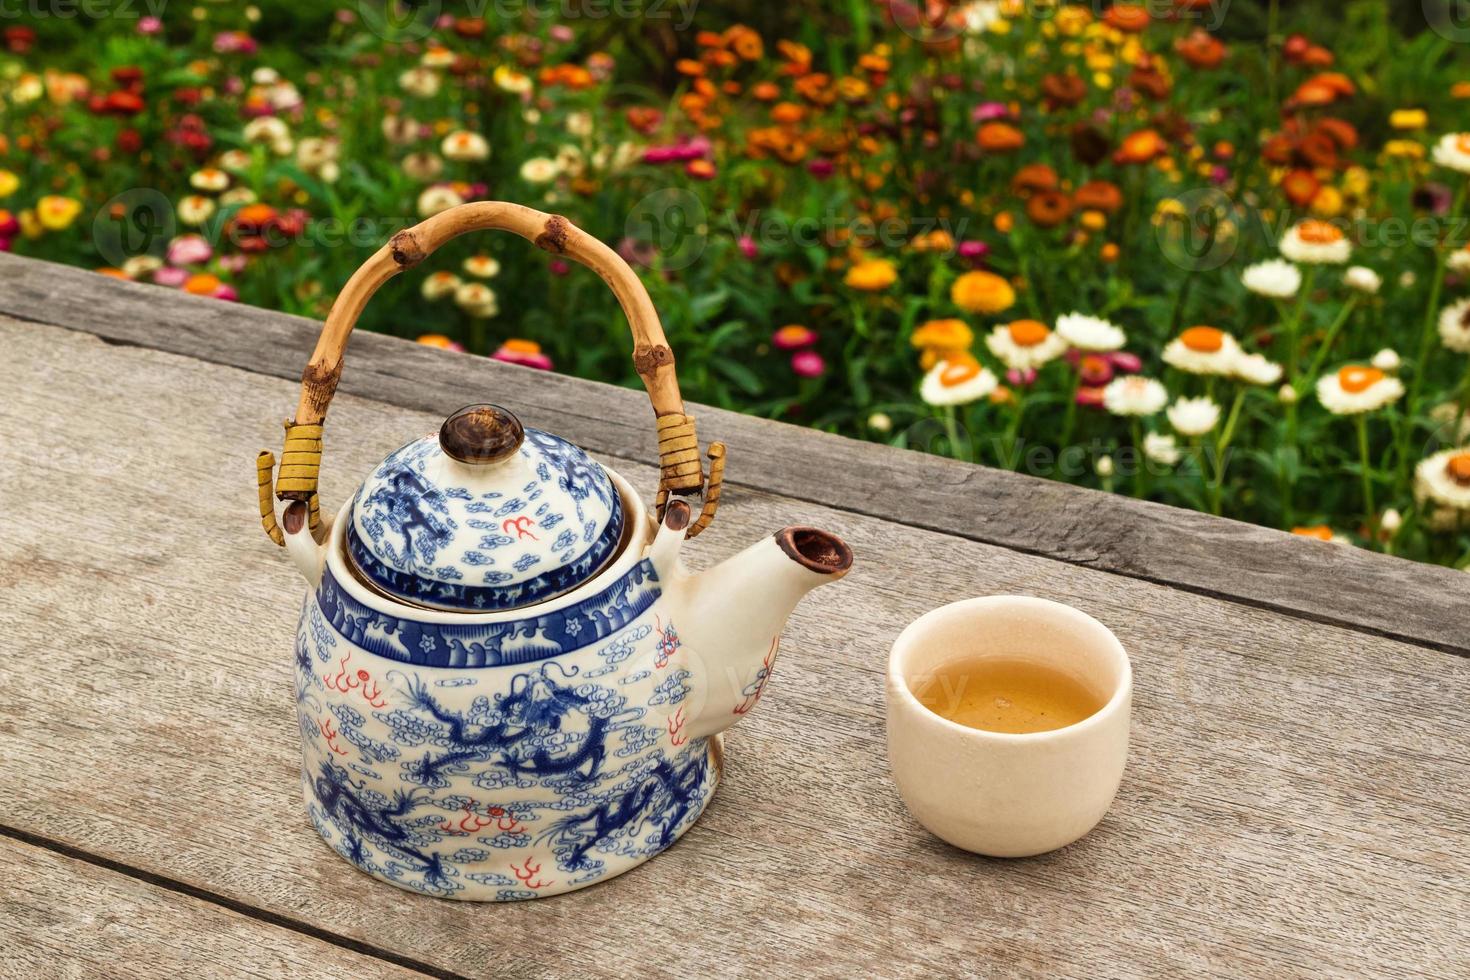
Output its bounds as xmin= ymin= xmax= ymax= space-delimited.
xmin=667 ymin=526 xmax=852 ymax=739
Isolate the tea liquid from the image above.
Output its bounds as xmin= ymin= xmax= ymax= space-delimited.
xmin=914 ymin=657 xmax=1105 ymax=734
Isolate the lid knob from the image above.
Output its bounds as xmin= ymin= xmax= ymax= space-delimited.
xmin=439 ymin=404 xmax=525 ymax=465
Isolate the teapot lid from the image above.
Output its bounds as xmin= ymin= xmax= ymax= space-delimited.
xmin=345 ymin=404 xmax=624 ymax=612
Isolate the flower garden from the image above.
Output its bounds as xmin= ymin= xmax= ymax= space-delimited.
xmin=4 ymin=1 xmax=1470 ymax=567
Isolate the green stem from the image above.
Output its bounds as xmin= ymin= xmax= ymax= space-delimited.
xmin=1218 ymin=388 xmax=1248 ymax=456
xmin=1131 ymin=418 xmax=1146 ymax=498
xmin=1004 ymin=388 xmax=1027 ymax=469
xmin=1284 ymin=266 xmax=1318 ymax=387
xmin=1356 ymin=413 xmax=1376 ymax=541
xmin=1300 ymin=296 xmax=1360 ymax=395
xmin=943 ymin=405 xmax=964 ymax=461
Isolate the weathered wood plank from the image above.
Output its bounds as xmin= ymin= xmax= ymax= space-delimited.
xmin=2 ymin=317 xmax=1467 ymax=979
xmin=0 ymin=835 xmax=427 ymax=979
xmin=2 ymin=253 xmax=1464 ymax=654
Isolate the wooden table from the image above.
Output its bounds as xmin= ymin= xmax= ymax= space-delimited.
xmin=2 ymin=254 xmax=1467 ymax=979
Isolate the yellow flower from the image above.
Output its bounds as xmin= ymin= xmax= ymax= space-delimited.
xmin=36 ymin=195 xmax=81 ymax=231
xmin=0 ymin=170 xmax=18 ymax=197
xmin=1311 ymin=186 xmax=1344 ymax=217
xmin=1384 ymin=140 xmax=1426 ymax=160
xmin=1389 ymin=108 xmax=1428 ymax=131
xmin=911 ymin=318 xmax=974 ymax=369
xmin=1341 ymin=166 xmax=1371 ymax=198
xmin=18 ymin=209 xmax=42 ymax=239
xmin=844 ymin=257 xmax=898 ymax=292
xmin=951 ymin=270 xmax=1016 ymax=316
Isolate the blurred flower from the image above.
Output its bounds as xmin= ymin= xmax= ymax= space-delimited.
xmin=951 ymin=270 xmax=1014 ymax=314
xmin=738 ymin=236 xmax=758 ymax=259
xmin=1292 ymin=525 xmax=1349 ymax=545
xmin=1371 ymin=348 xmax=1401 ymax=372
xmin=167 ymin=234 xmax=212 ymax=266
xmin=957 ymin=240 xmax=990 ymax=266
xmin=402 ymin=152 xmax=444 ymax=183
xmin=986 ymin=319 xmax=1066 ymax=371
xmin=1431 ymin=133 xmax=1470 ymax=173
xmin=1168 ymin=396 xmax=1221 ymax=436
xmin=921 ymin=355 xmax=997 ymax=406
xmin=774 ymin=325 xmax=818 ymax=349
xmin=417 ymin=185 xmax=464 ymax=218
xmin=1390 ymin=109 xmax=1428 ymax=131
xmin=1280 ymin=220 xmax=1350 ymax=264
xmin=1057 ymin=312 xmax=1125 ymax=352
xmin=454 ymin=282 xmax=499 ymax=318
xmin=1416 ymin=449 xmax=1470 ymax=509
xmin=493 ymin=65 xmax=533 ymax=94
xmin=1439 ymin=298 xmax=1470 ymax=353
xmin=868 ymin=412 xmax=893 ymax=433
xmin=1242 ymin=259 xmax=1301 ymax=298
xmin=1102 ymin=376 xmax=1167 ymax=417
xmin=153 ymin=266 xmax=188 ymax=287
xmin=399 ymin=67 xmax=440 ymax=98
xmin=421 ymin=271 xmax=461 ymax=301
xmin=976 ymin=122 xmax=1025 ymax=153
xmin=121 ymin=255 xmax=161 ymax=279
xmin=463 ymin=255 xmax=501 ymax=279
xmin=1232 ymin=353 xmax=1284 ymax=387
xmin=183 ymin=273 xmax=236 ymax=300
xmin=493 ymin=339 xmax=554 ymax=370
xmin=417 ymin=334 xmax=465 ymax=352
xmin=296 ymin=138 xmax=340 ymax=181
xmin=36 ymin=196 xmax=81 ymax=231
xmin=0 ymin=170 xmax=17 ymax=197
xmin=189 ymin=168 xmax=230 ymax=193
xmin=846 ymin=257 xmax=898 ymax=291
xmin=1316 ymin=365 xmax=1404 ymax=414
xmin=218 ymin=149 xmax=252 ymax=174
xmin=1144 ymin=432 xmax=1181 ymax=466
xmin=443 ymin=131 xmax=490 ymax=162
xmin=791 ymin=349 xmax=826 ymax=378
xmin=243 ymin=116 xmax=291 ymax=153
xmin=1095 ymin=455 xmax=1115 ymax=479
xmin=137 ymin=16 xmax=161 ymax=35
xmin=1278 ymin=383 xmax=1299 ymax=405
xmin=519 ymin=157 xmax=559 ymax=183
xmin=1163 ymin=326 xmax=1241 ymax=376
xmin=1113 ymin=129 xmax=1167 ymax=165
xmin=1344 ymin=266 xmax=1381 ymax=294
xmin=177 ymin=195 xmax=215 ymax=226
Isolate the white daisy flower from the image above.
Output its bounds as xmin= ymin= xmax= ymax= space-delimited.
xmin=1232 ymin=352 xmax=1284 ymax=387
xmin=121 ymin=254 xmax=162 ymax=278
xmin=566 ymin=111 xmax=594 ymax=138
xmin=188 ymin=167 xmax=230 ymax=193
xmin=401 ymin=151 xmax=444 ymax=183
xmin=985 ymin=319 xmax=1067 ymax=371
xmin=1095 ymin=455 xmax=1115 ymax=479
xmin=1447 ymin=247 xmax=1470 ymax=274
xmin=493 ymin=65 xmax=533 ymax=94
xmin=1242 ymin=259 xmax=1301 ymax=299
xmin=1278 ymin=383 xmax=1299 ymax=405
xmin=555 ymin=144 xmax=586 ymax=178
xmin=1056 ymin=312 xmax=1126 ymax=352
xmin=1162 ymin=326 xmax=1241 ymax=376
xmin=217 ymin=149 xmax=252 ymax=173
xmin=454 ymin=282 xmax=499 ymax=319
xmin=1415 ymin=449 xmax=1470 ymax=509
xmin=421 ymin=271 xmax=461 ymax=301
xmin=1439 ymin=298 xmax=1470 ymax=354
xmin=519 ymin=157 xmax=560 ymax=184
xmin=421 ymin=46 xmax=456 ymax=69
xmin=442 ymin=130 xmax=490 ymax=162
xmin=920 ymin=358 xmax=998 ymax=406
xmin=1371 ymin=348 xmax=1401 ymax=372
xmin=1430 ymin=133 xmax=1470 ymax=174
xmin=1380 ymin=508 xmax=1403 ymax=534
xmin=399 ymin=66 xmax=441 ymax=99
xmin=1279 ymin=220 xmax=1351 ymax=265
xmin=462 ymin=255 xmax=501 ymax=279
xmin=177 ymin=194 xmax=215 ymax=226
xmin=1344 ymin=266 xmax=1381 ymax=294
xmin=1144 ymin=432 xmax=1181 ymax=466
xmin=381 ymin=114 xmax=421 ymax=146
xmin=243 ymin=116 xmax=290 ymax=146
xmin=416 ymin=185 xmax=464 ymax=218
xmin=1316 ymin=364 xmax=1405 ymax=415
xmin=296 ymin=137 xmax=339 ymax=173
xmin=219 ymin=187 xmax=256 ymax=207
xmin=1167 ymin=396 xmax=1221 ymax=436
xmin=1101 ymin=375 xmax=1168 ymax=417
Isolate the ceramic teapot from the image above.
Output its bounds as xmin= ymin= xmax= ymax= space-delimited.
xmin=256 ymin=202 xmax=853 ymax=901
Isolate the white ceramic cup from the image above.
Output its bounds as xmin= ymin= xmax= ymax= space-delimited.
xmin=886 ymin=596 xmax=1132 ymax=857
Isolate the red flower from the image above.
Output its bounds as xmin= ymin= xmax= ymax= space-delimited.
xmin=4 ymin=26 xmax=35 ymax=54
xmin=101 ymin=90 xmax=145 ymax=116
xmin=115 ymin=128 xmax=143 ymax=154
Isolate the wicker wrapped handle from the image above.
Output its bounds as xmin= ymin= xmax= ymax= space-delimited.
xmin=258 ymin=201 xmax=724 ymax=546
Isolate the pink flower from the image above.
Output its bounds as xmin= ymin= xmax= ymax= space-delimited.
xmin=791 ymin=350 xmax=826 ymax=378
xmin=549 ymin=25 xmax=574 ymax=43
xmin=1076 ymin=385 xmax=1107 ymax=407
xmin=616 ymin=237 xmax=655 ymax=268
xmin=1108 ymin=351 xmax=1143 ymax=374
xmin=1069 ymin=350 xmax=1114 ymax=386
xmin=211 ymin=283 xmax=239 ymax=301
xmin=492 ymin=340 xmax=554 ymax=370
xmin=972 ymin=102 xmax=1010 ymax=123
xmin=212 ymin=31 xmax=257 ymax=55
xmin=0 ymin=212 xmax=18 ymax=237
xmin=1006 ymin=367 xmax=1038 ymax=387
xmin=137 ymin=16 xmax=162 ymax=35
xmin=167 ymin=234 xmax=213 ymax=266
xmin=152 ymin=266 xmax=189 ymax=288
xmin=957 ymin=240 xmax=990 ymax=266
xmin=807 ymin=158 xmax=835 ymax=179
xmin=642 ymin=136 xmax=710 ymax=164
xmin=218 ymin=253 xmax=248 ymax=273
xmin=548 ymin=259 xmax=570 ymax=276
xmin=738 ymin=235 xmax=758 ymax=260
xmin=773 ymin=325 xmax=817 ymax=349
xmin=0 ymin=238 xmax=12 ymax=253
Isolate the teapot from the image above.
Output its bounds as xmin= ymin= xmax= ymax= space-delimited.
xmin=256 ymin=203 xmax=853 ymax=901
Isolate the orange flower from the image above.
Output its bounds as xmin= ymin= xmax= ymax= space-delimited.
xmin=695 ymin=30 xmax=725 ymax=48
xmin=1100 ymin=243 xmax=1120 ymax=262
xmin=1113 ymin=129 xmax=1167 ymax=165
xmin=1073 ymin=180 xmax=1123 ymax=213
xmin=1292 ymin=525 xmax=1334 ymax=541
xmin=724 ymin=25 xmax=763 ymax=61
xmin=1282 ymin=169 xmax=1321 ymax=207
xmin=951 ymin=270 xmax=1016 ymax=315
xmin=1027 ymin=191 xmax=1074 ymax=228
xmin=1041 ymin=73 xmax=1087 ymax=109
xmin=675 ymin=58 xmax=705 ymax=77
xmin=1011 ymin=163 xmax=1059 ymax=196
xmin=771 ymin=101 xmax=806 ymax=125
xmin=183 ymin=273 xmax=221 ymax=296
xmin=1176 ymin=29 xmax=1225 ymax=69
xmin=1314 ymin=118 xmax=1359 ymax=152
xmin=1103 ymin=3 xmax=1150 ymax=32
xmin=845 ymin=257 xmax=898 ymax=291
xmin=912 ymin=318 xmax=974 ymax=351
xmin=794 ymin=73 xmax=835 ymax=105
xmin=977 ymin=122 xmax=1025 ymax=153
xmin=751 ymin=81 xmax=780 ymax=101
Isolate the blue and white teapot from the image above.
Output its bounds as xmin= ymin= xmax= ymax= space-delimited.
xmin=256 ymin=203 xmax=852 ymax=900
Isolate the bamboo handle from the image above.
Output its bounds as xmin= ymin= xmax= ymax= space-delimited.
xmin=260 ymin=202 xmax=724 ymax=545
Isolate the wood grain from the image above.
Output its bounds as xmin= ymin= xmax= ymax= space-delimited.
xmin=2 ymin=253 xmax=1465 ymax=654
xmin=0 ymin=836 xmax=426 ymax=978
xmin=2 ymin=316 xmax=1467 ymax=979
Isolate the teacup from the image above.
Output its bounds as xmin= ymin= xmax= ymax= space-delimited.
xmin=886 ymin=596 xmax=1132 ymax=857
